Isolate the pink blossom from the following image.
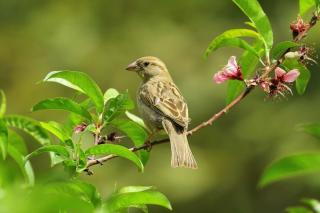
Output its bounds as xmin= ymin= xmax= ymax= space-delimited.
xmin=74 ymin=123 xmax=87 ymax=133
xmin=213 ymin=56 xmax=243 ymax=84
xmin=275 ymin=67 xmax=300 ymax=83
xmin=259 ymin=67 xmax=300 ymax=97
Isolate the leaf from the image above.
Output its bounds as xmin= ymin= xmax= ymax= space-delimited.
xmin=0 ymin=90 xmax=6 ymax=117
xmin=297 ymin=123 xmax=320 ymax=140
xmin=8 ymin=144 xmax=34 ymax=186
xmin=259 ymin=153 xmax=320 ymax=187
xmin=25 ymin=145 xmax=70 ymax=162
xmin=3 ymin=115 xmax=51 ymax=145
xmin=111 ymin=119 xmax=149 ymax=165
xmin=0 ymin=119 xmax=8 ymax=159
xmin=286 ymin=206 xmax=314 ymax=213
xmin=43 ymin=180 xmax=101 ymax=209
xmin=104 ymin=88 xmax=120 ymax=104
xmin=282 ymin=59 xmax=311 ymax=94
xmin=302 ymin=198 xmax=320 ymax=213
xmin=226 ymin=81 xmax=245 ymax=105
xmin=117 ymin=186 xmax=155 ymax=194
xmin=226 ymin=40 xmax=264 ymax=104
xmin=245 ymin=21 xmax=256 ymax=29
xmin=271 ymin=41 xmax=299 ymax=60
xmin=76 ymin=147 xmax=87 ymax=173
xmin=40 ymin=121 xmax=73 ymax=146
xmin=3 ymin=115 xmax=64 ymax=166
xmin=70 ymin=180 xmax=102 ymax=208
xmin=104 ymin=187 xmax=172 ymax=212
xmin=233 ymin=0 xmax=273 ymax=57
xmin=125 ymin=111 xmax=149 ymax=132
xmin=32 ymin=97 xmax=92 ymax=120
xmin=8 ymin=130 xmax=28 ymax=155
xmin=85 ymin=144 xmax=144 ymax=171
xmin=103 ymin=92 xmax=134 ymax=123
xmin=205 ymin=29 xmax=261 ymax=57
xmin=299 ymin=0 xmax=316 ymax=15
xmin=43 ymin=71 xmax=104 ymax=113
xmin=205 ymin=37 xmax=260 ymax=58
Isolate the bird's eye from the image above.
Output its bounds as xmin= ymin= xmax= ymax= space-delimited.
xmin=143 ymin=62 xmax=150 ymax=67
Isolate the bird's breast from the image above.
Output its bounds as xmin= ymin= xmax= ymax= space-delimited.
xmin=136 ymin=94 xmax=163 ymax=131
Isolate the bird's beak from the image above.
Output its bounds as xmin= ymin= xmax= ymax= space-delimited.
xmin=126 ymin=61 xmax=139 ymax=71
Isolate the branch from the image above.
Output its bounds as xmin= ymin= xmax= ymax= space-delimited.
xmin=85 ymin=13 xmax=319 ymax=171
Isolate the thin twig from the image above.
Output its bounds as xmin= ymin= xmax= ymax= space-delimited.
xmin=85 ymin=13 xmax=319 ymax=171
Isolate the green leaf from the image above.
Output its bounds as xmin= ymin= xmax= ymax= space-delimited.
xmin=125 ymin=111 xmax=149 ymax=132
xmin=117 ymin=186 xmax=155 ymax=194
xmin=226 ymin=81 xmax=245 ymax=105
xmin=205 ymin=37 xmax=260 ymax=58
xmin=105 ymin=187 xmax=172 ymax=212
xmin=286 ymin=206 xmax=314 ymax=213
xmin=226 ymin=40 xmax=264 ymax=104
xmin=297 ymin=123 xmax=320 ymax=140
xmin=300 ymin=0 xmax=316 ymax=15
xmin=32 ymin=97 xmax=92 ymax=120
xmin=233 ymin=0 xmax=273 ymax=57
xmin=205 ymin=29 xmax=261 ymax=57
xmin=302 ymin=198 xmax=320 ymax=213
xmin=0 ymin=119 xmax=8 ymax=159
xmin=104 ymin=88 xmax=120 ymax=104
xmin=85 ymin=144 xmax=144 ymax=171
xmin=3 ymin=115 xmax=51 ymax=145
xmin=25 ymin=145 xmax=70 ymax=162
xmin=259 ymin=153 xmax=320 ymax=187
xmin=43 ymin=180 xmax=101 ymax=209
xmin=245 ymin=21 xmax=256 ymax=29
xmin=43 ymin=71 xmax=104 ymax=113
xmin=103 ymin=92 xmax=134 ymax=123
xmin=271 ymin=41 xmax=299 ymax=60
xmin=282 ymin=59 xmax=311 ymax=94
xmin=3 ymin=115 xmax=63 ymax=167
xmin=40 ymin=121 xmax=73 ymax=146
xmin=0 ymin=90 xmax=6 ymax=117
xmin=111 ymin=119 xmax=149 ymax=165
xmin=71 ymin=180 xmax=102 ymax=208
xmin=8 ymin=144 xmax=34 ymax=186
xmin=8 ymin=130 xmax=28 ymax=155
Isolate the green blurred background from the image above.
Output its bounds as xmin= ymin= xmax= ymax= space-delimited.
xmin=1 ymin=0 xmax=320 ymax=212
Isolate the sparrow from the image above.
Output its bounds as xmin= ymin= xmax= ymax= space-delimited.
xmin=126 ymin=56 xmax=197 ymax=169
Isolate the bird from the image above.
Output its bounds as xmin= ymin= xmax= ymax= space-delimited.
xmin=126 ymin=56 xmax=197 ymax=169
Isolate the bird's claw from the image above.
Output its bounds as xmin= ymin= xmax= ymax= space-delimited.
xmin=84 ymin=168 xmax=93 ymax=176
xmin=144 ymin=141 xmax=152 ymax=152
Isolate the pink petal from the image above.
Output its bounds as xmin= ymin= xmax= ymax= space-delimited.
xmin=213 ymin=71 xmax=229 ymax=84
xmin=227 ymin=56 xmax=238 ymax=68
xmin=225 ymin=56 xmax=238 ymax=75
xmin=283 ymin=69 xmax=300 ymax=82
xmin=275 ymin=67 xmax=286 ymax=79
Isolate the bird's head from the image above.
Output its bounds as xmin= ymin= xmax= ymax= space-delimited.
xmin=126 ymin=56 xmax=171 ymax=80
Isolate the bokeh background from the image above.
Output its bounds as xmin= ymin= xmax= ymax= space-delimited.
xmin=1 ymin=0 xmax=320 ymax=212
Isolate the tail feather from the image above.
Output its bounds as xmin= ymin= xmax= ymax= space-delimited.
xmin=162 ymin=120 xmax=197 ymax=169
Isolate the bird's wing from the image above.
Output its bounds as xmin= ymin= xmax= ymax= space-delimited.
xmin=139 ymin=79 xmax=189 ymax=128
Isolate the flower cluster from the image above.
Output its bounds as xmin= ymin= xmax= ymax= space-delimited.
xmin=290 ymin=16 xmax=309 ymax=39
xmin=259 ymin=67 xmax=300 ymax=97
xmin=213 ymin=56 xmax=300 ymax=98
xmin=213 ymin=56 xmax=243 ymax=84
xmin=285 ymin=46 xmax=317 ymax=64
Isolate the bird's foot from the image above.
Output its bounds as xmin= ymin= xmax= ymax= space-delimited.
xmin=87 ymin=157 xmax=103 ymax=165
xmin=144 ymin=140 xmax=152 ymax=152
xmin=84 ymin=168 xmax=93 ymax=176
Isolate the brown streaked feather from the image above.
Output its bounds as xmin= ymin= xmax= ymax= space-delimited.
xmin=139 ymin=77 xmax=189 ymax=129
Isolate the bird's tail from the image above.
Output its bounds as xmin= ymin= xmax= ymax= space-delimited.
xmin=162 ymin=120 xmax=197 ymax=169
